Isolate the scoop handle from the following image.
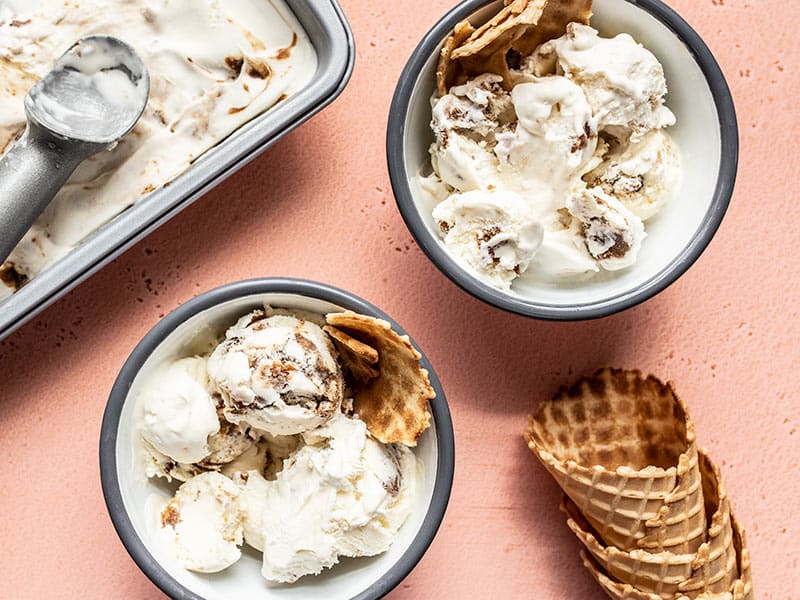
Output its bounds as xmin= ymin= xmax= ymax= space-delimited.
xmin=0 ymin=124 xmax=87 ymax=263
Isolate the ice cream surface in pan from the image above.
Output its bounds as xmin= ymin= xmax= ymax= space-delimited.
xmin=0 ymin=0 xmax=316 ymax=298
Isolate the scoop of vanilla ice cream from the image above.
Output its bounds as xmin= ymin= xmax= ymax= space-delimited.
xmin=199 ymin=409 xmax=255 ymax=469
xmin=336 ymin=442 xmax=416 ymax=558
xmin=160 ymin=472 xmax=244 ymax=573
xmin=535 ymin=23 xmax=675 ymax=140
xmin=207 ymin=311 xmax=344 ymax=436
xmin=585 ymin=129 xmax=680 ymax=221
xmin=139 ymin=357 xmax=220 ymax=465
xmin=430 ymin=74 xmax=514 ymax=190
xmin=142 ymin=440 xmax=207 ymax=483
xmin=225 ymin=432 xmax=305 ymax=551
xmin=525 ymin=226 xmax=600 ymax=281
xmin=497 ymin=75 xmax=598 ymax=185
xmin=431 ymin=131 xmax=499 ymax=192
xmin=233 ymin=470 xmax=271 ymax=552
xmin=259 ymin=413 xmax=415 ymax=583
xmin=433 ymin=190 xmax=544 ymax=289
xmin=566 ymin=187 xmax=646 ymax=270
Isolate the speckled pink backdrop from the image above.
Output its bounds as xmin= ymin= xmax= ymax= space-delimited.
xmin=1 ymin=0 xmax=798 ymax=597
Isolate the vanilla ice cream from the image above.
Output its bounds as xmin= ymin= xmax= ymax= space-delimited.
xmin=0 ymin=0 xmax=317 ymax=298
xmin=139 ymin=357 xmax=219 ymax=466
xmin=259 ymin=413 xmax=416 ymax=583
xmin=140 ymin=308 xmax=424 ymax=585
xmin=223 ymin=432 xmax=304 ymax=551
xmin=430 ymin=73 xmax=514 ymax=191
xmin=208 ymin=311 xmax=344 ymax=435
xmin=533 ymin=23 xmax=675 ymax=140
xmin=585 ymin=129 xmax=680 ymax=221
xmin=159 ymin=471 xmax=244 ymax=573
xmin=566 ymin=187 xmax=646 ymax=271
xmin=425 ymin=21 xmax=680 ymax=289
xmin=432 ymin=190 xmax=544 ymax=290
xmin=500 ymin=75 xmax=598 ymax=184
xmin=233 ymin=469 xmax=270 ymax=552
xmin=138 ymin=356 xmax=257 ymax=481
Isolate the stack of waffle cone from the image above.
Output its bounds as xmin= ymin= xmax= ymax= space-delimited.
xmin=525 ymin=369 xmax=754 ymax=599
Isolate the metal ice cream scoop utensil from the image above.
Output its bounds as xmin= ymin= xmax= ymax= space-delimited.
xmin=0 ymin=35 xmax=149 ymax=263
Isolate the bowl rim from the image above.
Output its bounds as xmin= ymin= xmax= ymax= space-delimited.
xmin=99 ymin=277 xmax=455 ymax=600
xmin=386 ymin=0 xmax=739 ymax=321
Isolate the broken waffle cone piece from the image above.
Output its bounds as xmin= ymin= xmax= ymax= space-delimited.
xmin=436 ymin=20 xmax=475 ymax=96
xmin=562 ymin=452 xmax=737 ymax=598
xmin=436 ymin=0 xmax=592 ymax=93
xmin=325 ymin=311 xmax=435 ymax=446
xmin=324 ymin=325 xmax=380 ymax=384
xmin=525 ymin=368 xmax=697 ymax=550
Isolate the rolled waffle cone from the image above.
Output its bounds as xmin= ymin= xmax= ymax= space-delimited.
xmin=675 ymin=454 xmax=738 ymax=596
xmin=580 ymin=511 xmax=750 ymax=600
xmin=641 ymin=443 xmax=706 ymax=554
xmin=526 ymin=368 xmax=702 ymax=550
xmin=728 ymin=515 xmax=754 ymax=600
xmin=563 ymin=453 xmax=737 ymax=598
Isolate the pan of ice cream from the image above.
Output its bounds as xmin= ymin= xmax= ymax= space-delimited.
xmin=387 ymin=0 xmax=738 ymax=320
xmin=100 ymin=278 xmax=454 ymax=600
xmin=0 ymin=0 xmax=355 ymax=339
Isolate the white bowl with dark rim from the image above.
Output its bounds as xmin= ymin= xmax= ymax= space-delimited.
xmin=100 ymin=278 xmax=454 ymax=600
xmin=387 ymin=0 xmax=738 ymax=320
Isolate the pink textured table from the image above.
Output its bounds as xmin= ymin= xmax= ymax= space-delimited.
xmin=1 ymin=1 xmax=798 ymax=598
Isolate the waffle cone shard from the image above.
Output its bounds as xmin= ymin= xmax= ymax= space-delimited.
xmin=325 ymin=311 xmax=434 ymax=446
xmin=436 ymin=20 xmax=475 ymax=96
xmin=526 ymin=368 xmax=697 ymax=550
xmin=323 ymin=325 xmax=380 ymax=384
xmin=436 ymin=0 xmax=592 ymax=93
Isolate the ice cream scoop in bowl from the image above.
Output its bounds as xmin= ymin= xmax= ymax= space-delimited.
xmin=0 ymin=35 xmax=149 ymax=262
xmin=100 ymin=278 xmax=454 ymax=600
xmin=387 ymin=0 xmax=738 ymax=320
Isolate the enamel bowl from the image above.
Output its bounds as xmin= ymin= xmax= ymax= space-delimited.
xmin=100 ymin=278 xmax=454 ymax=600
xmin=387 ymin=0 xmax=738 ymax=320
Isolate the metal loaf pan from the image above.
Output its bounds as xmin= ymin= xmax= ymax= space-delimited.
xmin=0 ymin=0 xmax=355 ymax=341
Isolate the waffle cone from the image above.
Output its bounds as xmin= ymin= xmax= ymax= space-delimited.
xmin=563 ymin=453 xmax=736 ymax=598
xmin=526 ymin=368 xmax=697 ymax=549
xmin=729 ymin=515 xmax=754 ymax=600
xmin=675 ymin=454 xmax=738 ymax=596
xmin=640 ymin=443 xmax=706 ymax=554
xmin=580 ymin=512 xmax=750 ymax=600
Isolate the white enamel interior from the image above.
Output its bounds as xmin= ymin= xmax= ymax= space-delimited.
xmin=114 ymin=292 xmax=439 ymax=599
xmin=403 ymin=0 xmax=722 ymax=306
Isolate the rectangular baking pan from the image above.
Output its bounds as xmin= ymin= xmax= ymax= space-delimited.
xmin=0 ymin=0 xmax=354 ymax=341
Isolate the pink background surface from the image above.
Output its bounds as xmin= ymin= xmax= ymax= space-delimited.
xmin=1 ymin=0 xmax=798 ymax=597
